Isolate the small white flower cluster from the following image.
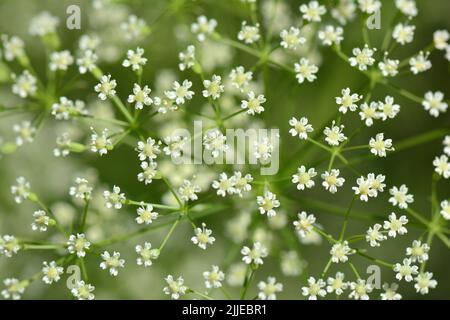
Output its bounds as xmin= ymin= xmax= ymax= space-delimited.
xmin=212 ymin=171 xmax=253 ymax=197
xmin=393 ymin=240 xmax=437 ymax=295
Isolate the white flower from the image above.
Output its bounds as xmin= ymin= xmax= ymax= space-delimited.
xmin=433 ymin=155 xmax=450 ymax=178
xmin=369 ymin=133 xmax=394 ymax=157
xmin=393 ymin=23 xmax=415 ymax=45
xmin=330 ymin=241 xmax=353 ymax=263
xmin=71 ymin=280 xmax=95 ymax=300
xmin=202 ymin=74 xmax=224 ymax=100
xmin=42 ymin=261 xmax=64 ymax=284
xmin=136 ymin=137 xmax=161 ymax=161
xmin=349 ymin=279 xmax=373 ymax=300
xmin=440 ymin=200 xmax=450 ymax=220
xmin=289 ymin=117 xmax=313 ymax=139
xmin=136 ymin=242 xmax=159 ymax=267
xmin=12 ymin=70 xmax=37 ymax=98
xmin=49 ymin=50 xmax=74 ymax=71
xmin=394 ymin=258 xmax=418 ymax=282
xmin=90 ymin=127 xmax=112 ymax=156
xmin=51 ymin=97 xmax=88 ymax=120
xmin=122 ymin=47 xmax=147 ymax=71
xmin=103 ymin=186 xmax=126 ymax=209
xmin=94 ymin=74 xmax=117 ymax=100
xmin=380 ymin=283 xmax=402 ymax=300
xmin=1 ymin=278 xmax=25 ymax=300
xmin=203 ymin=265 xmax=225 ymax=289
xmin=203 ymin=128 xmax=228 ymax=158
xmin=29 ymin=11 xmax=59 ymax=36
xmin=241 ymin=91 xmax=266 ymax=115
xmin=378 ymin=57 xmax=400 ymax=77
xmin=444 ymin=136 xmax=450 ymax=156
xmin=359 ymin=102 xmax=380 ymax=127
xmin=165 ymin=79 xmax=194 ymax=105
xmin=336 ymin=88 xmax=362 ymax=114
xmin=78 ymin=34 xmax=100 ymax=51
xmin=10 ymin=176 xmax=31 ymax=203
xmin=179 ymin=179 xmax=201 ymax=202
xmin=191 ymin=15 xmax=217 ymax=42
xmin=137 ymin=161 xmax=158 ymax=185
xmin=409 ymin=51 xmax=432 ymax=75
xmin=212 ymin=173 xmax=235 ymax=197
xmin=77 ymin=50 xmax=98 ymax=74
xmin=300 ymin=1 xmax=327 ymax=22
xmin=31 ymin=210 xmax=50 ymax=232
xmin=229 ymin=66 xmax=253 ymax=91
xmin=253 ymin=136 xmax=276 ymax=162
xmin=67 ymin=233 xmax=90 ymax=257
xmin=422 ymin=91 xmax=448 ymax=117
xmin=378 ymin=96 xmax=400 ymax=120
xmin=301 ymin=277 xmax=326 ymax=300
xmin=163 ymin=275 xmax=187 ymax=300
xmin=349 ymin=45 xmax=376 ymax=71
xmin=434 ymin=30 xmax=449 ymax=50
xmin=227 ymin=263 xmax=247 ymax=286
xmin=295 ymin=58 xmax=318 ymax=84
xmin=293 ymin=211 xmax=316 ymax=237
xmin=358 ymin=0 xmax=381 ymax=14
xmin=353 ymin=176 xmax=376 ymax=201
xmin=257 ymin=191 xmax=280 ymax=217
xmin=389 ymin=185 xmax=414 ymax=209
xmin=258 ymin=277 xmax=283 ymax=300
xmin=280 ymin=27 xmax=306 ymax=50
xmin=163 ymin=134 xmax=187 ymax=159
xmin=232 ymin=171 xmax=253 ymax=196
xmin=414 ymin=272 xmax=437 ymax=295
xmin=121 ymin=15 xmax=148 ymax=41
xmin=326 ymin=272 xmax=348 ymax=295
xmin=191 ymin=223 xmax=215 ymax=250
xmin=406 ymin=240 xmax=430 ymax=263
xmin=292 ymin=166 xmax=317 ymax=190
xmin=179 ymin=45 xmax=196 ymax=71
xmin=128 ymin=83 xmax=153 ymax=110
xmin=331 ymin=0 xmax=357 ymax=24
xmin=53 ymin=133 xmax=71 ymax=157
xmin=136 ymin=203 xmax=158 ymax=224
xmin=365 ymin=223 xmax=387 ymax=247
xmin=100 ymin=251 xmax=125 ymax=276
xmin=69 ymin=178 xmax=92 ymax=201
xmin=280 ymin=251 xmax=304 ymax=276
xmin=324 ymin=121 xmax=347 ymax=146
xmin=1 ymin=35 xmax=24 ymax=61
xmin=321 ymin=169 xmax=345 ymax=193
xmin=395 ymin=0 xmax=418 ymax=17
xmin=384 ymin=213 xmax=408 ymax=237
xmin=241 ymin=242 xmax=268 ymax=265
xmin=318 ymin=25 xmax=344 ymax=46
xmin=369 ymin=173 xmax=386 ymax=196
xmin=238 ymin=21 xmax=260 ymax=44
xmin=0 ymin=235 xmax=20 ymax=258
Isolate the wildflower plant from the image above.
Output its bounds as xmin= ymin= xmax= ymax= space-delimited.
xmin=0 ymin=0 xmax=449 ymax=301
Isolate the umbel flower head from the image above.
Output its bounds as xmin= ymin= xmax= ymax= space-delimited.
xmin=67 ymin=233 xmax=91 ymax=258
xmin=42 ymin=261 xmax=64 ymax=284
xmin=163 ymin=275 xmax=187 ymax=300
xmin=241 ymin=241 xmax=268 ymax=265
xmin=100 ymin=251 xmax=125 ymax=276
xmin=191 ymin=223 xmax=215 ymax=249
xmin=136 ymin=242 xmax=160 ymax=267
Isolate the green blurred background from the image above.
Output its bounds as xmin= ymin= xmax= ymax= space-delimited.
xmin=0 ymin=0 xmax=449 ymax=299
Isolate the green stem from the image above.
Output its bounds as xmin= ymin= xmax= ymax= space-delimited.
xmin=159 ymin=215 xmax=182 ymax=251
xmin=240 ymin=267 xmax=255 ymax=300
xmin=339 ymin=196 xmax=357 ymax=241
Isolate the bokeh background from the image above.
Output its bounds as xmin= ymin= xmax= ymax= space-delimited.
xmin=0 ymin=0 xmax=449 ymax=299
